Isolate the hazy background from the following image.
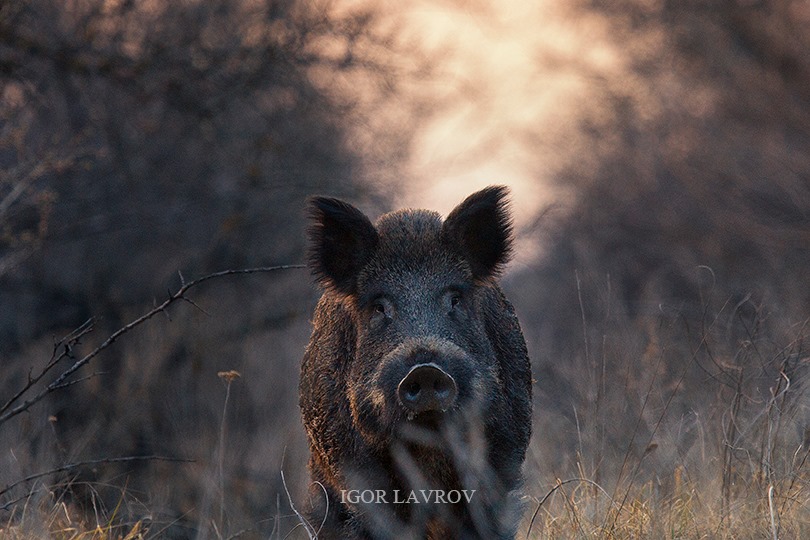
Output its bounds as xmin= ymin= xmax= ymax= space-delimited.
xmin=2 ymin=0 xmax=809 ymax=537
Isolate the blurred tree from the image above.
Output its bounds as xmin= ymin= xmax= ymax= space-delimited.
xmin=539 ymin=0 xmax=810 ymax=322
xmin=518 ymin=0 xmax=810 ymax=488
xmin=0 ymin=0 xmax=419 ymax=535
xmin=0 ymin=0 xmax=409 ymax=350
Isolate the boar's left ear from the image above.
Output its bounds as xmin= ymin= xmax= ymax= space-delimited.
xmin=307 ymin=197 xmax=378 ymax=295
xmin=442 ymin=185 xmax=514 ymax=281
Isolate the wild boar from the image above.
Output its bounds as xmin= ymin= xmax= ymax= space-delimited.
xmin=300 ymin=186 xmax=532 ymax=539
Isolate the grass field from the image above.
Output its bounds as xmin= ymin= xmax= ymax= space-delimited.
xmin=2 ymin=286 xmax=807 ymax=539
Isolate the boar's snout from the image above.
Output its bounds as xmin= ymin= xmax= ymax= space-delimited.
xmin=397 ymin=363 xmax=458 ymax=414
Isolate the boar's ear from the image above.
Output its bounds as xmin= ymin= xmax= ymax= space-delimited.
xmin=307 ymin=196 xmax=378 ymax=295
xmin=442 ymin=186 xmax=513 ymax=281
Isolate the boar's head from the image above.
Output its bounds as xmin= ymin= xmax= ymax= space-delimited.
xmin=307 ymin=186 xmax=515 ymax=450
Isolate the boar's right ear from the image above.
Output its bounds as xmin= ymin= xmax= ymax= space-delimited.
xmin=307 ymin=196 xmax=378 ymax=295
xmin=442 ymin=185 xmax=513 ymax=281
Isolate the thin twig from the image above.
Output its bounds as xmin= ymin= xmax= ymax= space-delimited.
xmin=575 ymin=270 xmax=590 ymax=368
xmin=313 ymin=481 xmax=329 ymax=539
xmin=281 ymin=469 xmax=316 ymax=539
xmin=0 ymin=455 xmax=194 ymax=500
xmin=217 ymin=370 xmax=241 ymax=531
xmin=525 ymin=478 xmax=614 ymax=539
xmin=606 ymin=295 xmax=732 ymax=535
xmin=768 ymin=484 xmax=778 ymax=540
xmin=48 ymin=371 xmax=107 ymax=391
xmin=0 ymin=264 xmax=304 ymax=426
xmin=280 ymin=448 xmax=317 ymax=539
xmin=0 ymin=319 xmax=95 ymax=416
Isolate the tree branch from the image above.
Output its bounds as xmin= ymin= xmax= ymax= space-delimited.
xmin=0 ymin=455 xmax=195 ymax=505
xmin=0 ymin=264 xmax=305 ymax=426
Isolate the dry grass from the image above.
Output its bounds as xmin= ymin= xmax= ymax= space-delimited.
xmin=519 ymin=281 xmax=810 ymax=540
xmin=523 ymin=469 xmax=809 ymax=539
xmin=4 ymin=372 xmax=806 ymax=539
xmin=2 ymin=289 xmax=808 ymax=539
xmin=4 ymin=444 xmax=806 ymax=539
xmin=1 ymin=494 xmax=146 ymax=540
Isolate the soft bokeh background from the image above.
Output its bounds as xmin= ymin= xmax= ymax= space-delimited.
xmin=2 ymin=0 xmax=809 ymax=537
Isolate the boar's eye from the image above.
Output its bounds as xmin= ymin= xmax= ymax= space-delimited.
xmin=369 ymin=297 xmax=393 ymax=326
xmin=444 ymin=289 xmax=464 ymax=313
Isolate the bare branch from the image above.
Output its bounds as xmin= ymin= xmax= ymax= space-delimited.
xmin=48 ymin=370 xmax=107 ymax=391
xmin=0 ymin=455 xmax=195 ymax=504
xmin=0 ymin=265 xmax=305 ymax=426
xmin=0 ymin=319 xmax=94 ymax=416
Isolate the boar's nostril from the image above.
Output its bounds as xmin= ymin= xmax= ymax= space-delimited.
xmin=403 ymin=381 xmax=421 ymax=401
xmin=397 ymin=363 xmax=458 ymax=414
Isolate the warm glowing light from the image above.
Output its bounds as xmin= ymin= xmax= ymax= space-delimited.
xmin=356 ymin=1 xmax=627 ymax=230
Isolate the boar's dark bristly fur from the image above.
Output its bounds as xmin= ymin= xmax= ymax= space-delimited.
xmin=307 ymin=196 xmax=379 ymax=296
xmin=300 ymin=186 xmax=532 ymax=539
xmin=442 ymin=185 xmax=514 ymax=281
